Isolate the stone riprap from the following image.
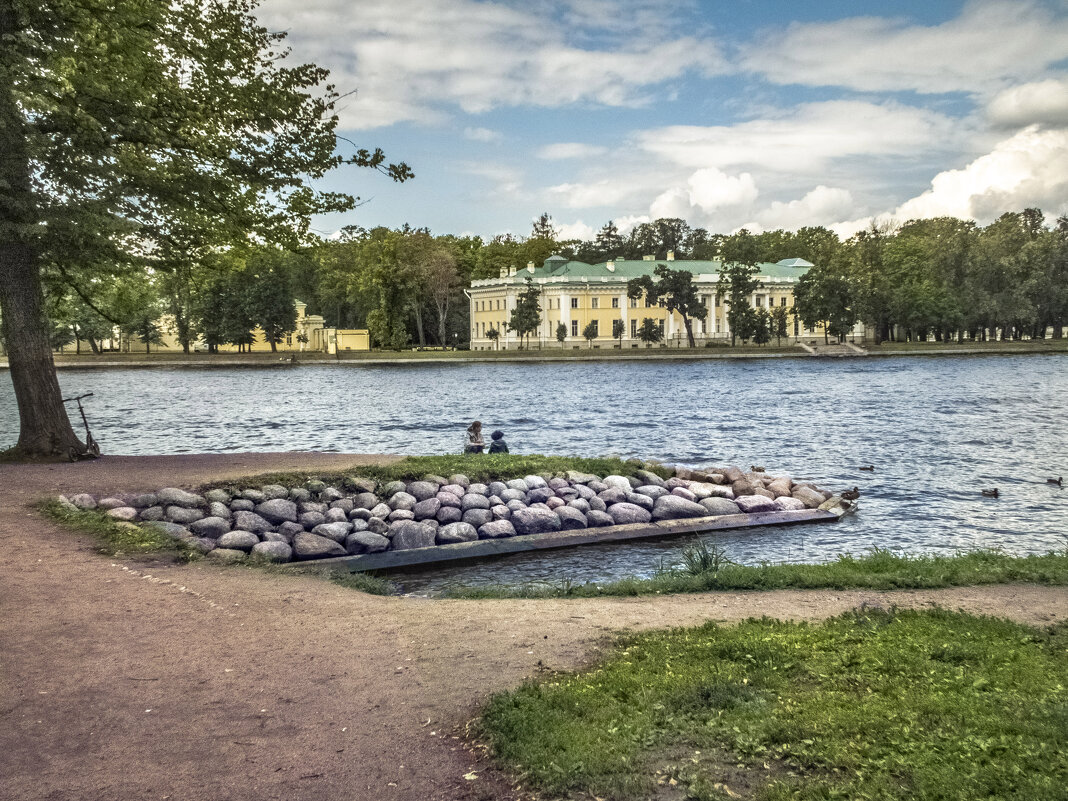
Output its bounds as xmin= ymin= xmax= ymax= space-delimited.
xmin=57 ymin=466 xmax=839 ymax=564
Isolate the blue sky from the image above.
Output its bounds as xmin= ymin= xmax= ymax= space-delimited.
xmin=258 ymin=0 xmax=1068 ymax=240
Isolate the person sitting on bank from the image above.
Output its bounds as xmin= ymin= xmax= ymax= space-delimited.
xmin=488 ymin=430 xmax=509 ymax=454
xmin=464 ymin=421 xmax=485 ymax=453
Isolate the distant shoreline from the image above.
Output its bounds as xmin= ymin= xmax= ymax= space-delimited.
xmin=2 ymin=340 xmax=1066 ymax=370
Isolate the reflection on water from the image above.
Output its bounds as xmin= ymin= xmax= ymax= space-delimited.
xmin=2 ymin=354 xmax=1066 ymax=592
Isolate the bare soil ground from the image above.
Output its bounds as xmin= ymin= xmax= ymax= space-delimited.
xmin=2 ymin=454 xmax=1066 ymax=801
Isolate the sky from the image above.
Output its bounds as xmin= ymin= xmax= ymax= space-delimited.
xmin=257 ymin=0 xmax=1068 ymax=241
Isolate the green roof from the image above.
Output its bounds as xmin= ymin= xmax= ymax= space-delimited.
xmin=519 ymin=255 xmax=813 ymax=281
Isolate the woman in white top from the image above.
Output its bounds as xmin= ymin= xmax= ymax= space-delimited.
xmin=463 ymin=420 xmax=485 ymax=453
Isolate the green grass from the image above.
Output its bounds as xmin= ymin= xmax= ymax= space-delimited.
xmin=443 ymin=546 xmax=1068 ymax=599
xmin=204 ymin=453 xmax=672 ymax=493
xmin=38 ymin=498 xmax=198 ymax=558
xmin=481 ymin=608 xmax=1068 ymax=800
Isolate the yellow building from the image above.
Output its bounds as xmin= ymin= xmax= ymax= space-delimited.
xmin=469 ymin=253 xmax=824 ymax=349
xmin=58 ymin=300 xmax=369 ymax=354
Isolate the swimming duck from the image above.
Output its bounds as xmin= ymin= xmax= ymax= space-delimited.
xmin=981 ymin=488 xmax=999 ymax=498
xmin=842 ymin=487 xmax=861 ymax=501
xmin=1048 ymin=477 xmax=1063 ymax=486
xmin=750 ymin=465 xmax=765 ymax=472
xmin=859 ymin=465 xmax=875 ymax=472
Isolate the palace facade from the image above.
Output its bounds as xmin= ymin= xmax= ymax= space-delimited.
xmin=468 ymin=253 xmax=827 ymax=349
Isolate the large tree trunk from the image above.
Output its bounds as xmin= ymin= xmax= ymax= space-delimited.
xmin=0 ymin=43 xmax=82 ymax=458
xmin=682 ymin=316 xmax=695 ymax=348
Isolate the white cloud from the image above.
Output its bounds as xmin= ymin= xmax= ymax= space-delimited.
xmin=537 ymin=142 xmax=609 ymax=160
xmin=637 ymin=101 xmax=962 ymax=173
xmin=688 ymin=168 xmax=759 ymax=211
xmin=987 ymin=77 xmax=1068 ymax=129
xmin=555 ymin=219 xmax=596 ymax=241
xmin=744 ymin=1 xmax=1068 ymax=94
xmin=751 ymin=186 xmax=855 ymax=231
xmin=892 ymin=126 xmax=1068 ymax=223
xmin=259 ymin=0 xmax=726 ymax=128
xmin=464 ymin=127 xmax=502 ymax=142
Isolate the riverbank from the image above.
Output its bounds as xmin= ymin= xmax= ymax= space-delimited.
xmin=3 ymin=338 xmax=1067 ymax=369
xmin=3 ymin=453 xmax=1067 ymax=801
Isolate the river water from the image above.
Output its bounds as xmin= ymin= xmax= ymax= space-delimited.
xmin=2 ymin=355 xmax=1066 ymax=593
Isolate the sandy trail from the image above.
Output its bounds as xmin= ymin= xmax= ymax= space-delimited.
xmin=2 ymin=454 xmax=1066 ymax=801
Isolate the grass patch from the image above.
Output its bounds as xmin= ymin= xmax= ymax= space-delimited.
xmin=481 ymin=608 xmax=1068 ymax=800
xmin=443 ymin=546 xmax=1068 ymax=599
xmin=37 ymin=498 xmax=197 ymax=559
xmin=204 ymin=453 xmax=671 ymax=493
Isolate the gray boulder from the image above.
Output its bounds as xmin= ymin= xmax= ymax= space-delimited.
xmin=731 ymin=478 xmax=755 ymax=497
xmin=437 ymin=491 xmax=462 ymax=508
xmin=634 ymin=485 xmax=669 ymax=500
xmin=602 ymin=475 xmax=632 ymax=491
xmin=547 ymin=477 xmax=569 ymax=490
xmin=545 ymin=496 xmax=565 ymax=510
xmin=505 ymin=478 xmax=529 ymax=492
xmin=792 ymin=486 xmax=826 ymax=508
xmin=262 ymin=530 xmax=290 ymax=543
xmin=436 ymin=506 xmax=462 ymax=524
xmin=652 ymin=495 xmax=708 ymax=521
xmin=347 ymin=476 xmax=377 ymax=494
xmin=349 ymin=508 xmax=372 ymax=521
xmin=448 ymin=474 xmax=471 ymax=488
xmin=166 ymin=506 xmax=205 ymax=524
xmin=190 ymin=516 xmax=231 ymax=538
xmin=491 ymin=504 xmax=511 ymax=520
xmin=406 ymin=481 xmax=438 ymax=501
xmin=607 ymin=502 xmax=652 ymax=525
xmin=567 ymin=498 xmax=590 ymax=514
xmin=766 ymin=478 xmax=793 ymax=498
xmin=345 ymin=531 xmax=390 ymax=554
xmin=624 ymin=492 xmax=654 ymax=511
xmin=526 ymin=487 xmax=554 ymax=505
xmin=572 ymin=484 xmax=595 ymax=500
xmin=320 ymin=487 xmax=343 ymax=503
xmin=139 ymin=506 xmax=165 ymax=522
xmin=366 ymin=517 xmax=390 ymax=535
xmin=277 ymin=522 xmax=307 ymax=538
xmin=255 ymin=498 xmax=298 ymax=525
xmin=597 ymin=487 xmax=628 ymax=506
xmin=634 ymin=469 xmax=666 ymax=487
xmin=292 ymin=532 xmax=346 ymax=560
xmin=506 ymin=499 xmax=527 ymax=512
xmin=142 ymin=520 xmax=189 ymax=538
xmin=232 ymin=510 xmax=274 ymax=533
xmin=467 ymin=482 xmax=489 ymax=496
xmin=229 ymin=499 xmax=254 ymax=512
xmin=240 ymin=489 xmax=266 ymax=503
xmin=106 ymin=507 xmax=139 ymax=521
xmin=587 ymin=480 xmax=608 ymax=493
xmin=671 ymin=487 xmax=698 ymax=502
xmin=97 ymin=497 xmax=126 ymax=510
xmin=390 ymin=521 xmax=436 ymax=550
xmin=437 ymin=521 xmax=479 ymax=544
xmin=699 ymin=497 xmax=741 ymax=516
xmin=412 ymin=498 xmax=441 ymax=520
xmin=565 ymin=470 xmax=599 ymax=484
xmin=588 ymin=496 xmax=607 ymax=512
xmin=522 ymin=475 xmax=547 ymax=489
xmin=586 ymin=510 xmax=615 ymax=527
xmin=775 ymin=496 xmax=807 ymax=511
xmin=323 ymin=507 xmax=348 ymax=523
xmin=206 ymin=548 xmax=246 ymax=564
xmin=261 ymin=484 xmax=289 ymax=500
xmin=440 ymin=483 xmax=465 ymax=498
xmin=735 ymin=495 xmax=779 ymax=514
xmin=202 ymin=487 xmax=230 ymax=504
xmin=369 ymin=503 xmax=391 ymax=519
xmin=388 ymin=509 xmax=415 ymax=521
xmin=288 ymin=488 xmax=311 ymax=503
xmin=312 ymin=521 xmax=353 ymax=542
xmin=69 ymin=493 xmax=97 ymax=510
xmin=131 ymin=492 xmax=159 ymax=508
xmin=251 ymin=541 xmax=292 ymax=563
xmin=499 ymin=488 xmax=525 ymax=502
xmin=487 ymin=481 xmax=508 ymax=497
xmin=157 ymin=488 xmax=204 ymax=508
xmin=477 ymin=520 xmax=516 ymax=539
xmin=380 ymin=480 xmax=406 ymax=498
xmin=208 ymin=501 xmax=231 ymax=519
xmin=461 ymin=493 xmax=490 ymax=511
xmin=511 ymin=506 xmax=562 ymax=536
xmin=217 ymin=530 xmax=260 ymax=551
xmin=299 ymin=511 xmax=326 ymax=529
xmin=555 ymin=506 xmax=588 ymax=531
xmin=329 ymin=498 xmax=354 ymax=513
xmin=462 ymin=508 xmax=493 ymax=528
xmin=352 ymin=492 xmax=379 ymax=510
xmin=305 ymin=479 xmax=326 ymax=494
xmin=188 ymin=537 xmax=216 ymax=554
xmin=389 ymin=491 xmax=417 ymax=511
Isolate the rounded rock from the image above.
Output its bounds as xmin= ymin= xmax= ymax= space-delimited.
xmin=461 ymin=493 xmax=491 ymax=511
xmin=477 ymin=520 xmax=516 ymax=539
xmin=206 ymin=548 xmax=246 ymax=564
xmin=217 ymin=530 xmax=260 ymax=551
xmin=412 ymin=498 xmax=441 ymax=521
xmin=105 ymin=506 xmax=139 ymax=521
xmin=555 ymin=506 xmax=587 ymax=531
xmin=251 ymin=541 xmax=293 ymax=563
xmin=436 ymin=521 xmax=478 ymax=544
xmin=293 ymin=532 xmax=346 ymax=560
xmin=606 ymin=502 xmax=652 ymax=525
xmin=406 ymin=481 xmax=439 ymax=502
xmin=345 ymin=531 xmax=390 ymax=554
xmin=190 ymin=516 xmax=231 ymax=538
xmin=436 ymin=506 xmax=462 ymax=524
xmin=255 ymin=498 xmax=298 ymax=525
xmin=312 ymin=521 xmax=353 ymax=542
xmin=699 ymin=497 xmax=741 ymax=516
xmin=462 ymin=508 xmax=493 ymax=528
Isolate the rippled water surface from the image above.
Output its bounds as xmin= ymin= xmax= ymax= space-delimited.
xmin=3 ymin=355 xmax=1066 ymax=592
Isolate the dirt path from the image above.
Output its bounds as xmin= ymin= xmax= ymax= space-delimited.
xmin=2 ymin=454 xmax=1066 ymax=801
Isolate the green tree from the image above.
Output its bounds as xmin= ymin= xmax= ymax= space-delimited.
xmin=248 ymin=253 xmax=297 ymax=351
xmin=0 ymin=0 xmax=410 ymax=458
xmin=486 ymin=327 xmax=500 ymax=350
xmin=637 ymin=317 xmax=663 ymax=344
xmin=627 ymin=264 xmax=704 ymax=347
xmin=507 ymin=277 xmax=542 ymax=349
xmin=612 ymin=318 xmax=625 ymax=347
xmin=555 ymin=322 xmax=567 ymax=345
xmin=770 ymin=304 xmax=790 ymax=345
xmin=717 ymin=232 xmax=763 ymax=346
xmin=752 ymin=309 xmax=772 ymax=345
xmin=582 ymin=320 xmax=598 ymax=346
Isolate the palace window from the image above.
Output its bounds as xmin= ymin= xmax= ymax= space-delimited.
xmin=629 ymin=297 xmax=638 ymax=308
xmin=571 ymin=320 xmax=578 ymax=336
xmin=630 ymin=318 xmax=637 ymax=337
xmin=570 ymin=297 xmax=579 ymax=309
xmin=591 ymin=297 xmax=599 ymax=309
xmin=781 ymin=296 xmax=788 ymax=306
xmin=611 ymin=297 xmax=619 ymax=308
xmin=657 ymin=320 xmax=665 ymax=336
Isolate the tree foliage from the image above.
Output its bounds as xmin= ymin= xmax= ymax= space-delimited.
xmin=627 ymin=264 xmax=704 ymax=347
xmin=507 ymin=277 xmax=542 ymax=348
